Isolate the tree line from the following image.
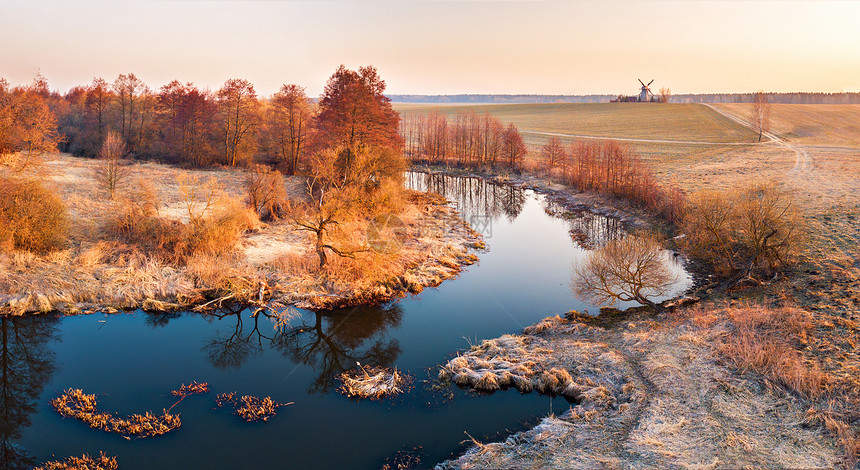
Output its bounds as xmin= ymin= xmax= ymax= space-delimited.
xmin=400 ymin=111 xmax=527 ymax=169
xmin=1 ymin=73 xmax=317 ymax=174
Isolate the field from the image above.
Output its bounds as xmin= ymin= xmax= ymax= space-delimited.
xmin=396 ymin=103 xmax=758 ymax=143
xmin=395 ymin=102 xmax=766 ymax=180
xmin=716 ymin=103 xmax=860 ymax=148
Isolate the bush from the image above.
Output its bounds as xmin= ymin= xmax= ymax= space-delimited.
xmin=680 ymin=182 xmax=802 ymax=280
xmin=0 ymin=175 xmax=68 ymax=252
xmin=246 ymin=164 xmax=288 ymax=221
xmin=107 ymin=181 xmax=258 ymax=263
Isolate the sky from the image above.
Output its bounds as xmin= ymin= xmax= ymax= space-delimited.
xmin=1 ymin=0 xmax=859 ymax=97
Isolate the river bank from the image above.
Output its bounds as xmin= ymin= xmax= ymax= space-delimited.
xmin=0 ymin=154 xmax=483 ymax=316
xmin=425 ymin=146 xmax=860 ymax=467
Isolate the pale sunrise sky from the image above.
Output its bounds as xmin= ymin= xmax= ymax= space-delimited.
xmin=2 ymin=0 xmax=859 ymax=97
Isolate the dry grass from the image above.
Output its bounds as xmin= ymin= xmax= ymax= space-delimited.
xmin=439 ymin=311 xmax=843 ymax=469
xmin=51 ymin=388 xmax=181 ymax=438
xmin=338 ymin=364 xmax=412 ymax=400
xmin=34 ymin=452 xmax=118 ymax=470
xmin=0 ymin=153 xmax=482 ymax=314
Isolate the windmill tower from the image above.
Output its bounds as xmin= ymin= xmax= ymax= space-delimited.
xmin=638 ymin=79 xmax=654 ymax=102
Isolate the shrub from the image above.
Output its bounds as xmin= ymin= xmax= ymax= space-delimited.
xmin=107 ymin=187 xmax=258 ymax=264
xmin=246 ymin=164 xmax=288 ymax=221
xmin=680 ymin=182 xmax=802 ymax=280
xmin=0 ymin=175 xmax=68 ymax=252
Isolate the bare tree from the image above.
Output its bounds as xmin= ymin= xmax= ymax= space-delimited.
xmin=540 ymin=136 xmax=565 ymax=176
xmin=573 ymin=235 xmax=675 ymax=308
xmin=291 ymin=148 xmax=367 ymax=268
xmin=95 ymin=131 xmax=129 ymax=199
xmin=751 ymin=91 xmax=771 ymax=142
xmin=659 ymin=87 xmax=671 ymax=104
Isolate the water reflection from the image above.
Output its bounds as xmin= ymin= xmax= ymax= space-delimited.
xmin=197 ymin=305 xmax=404 ymax=394
xmin=274 ymin=305 xmax=403 ymax=394
xmin=406 ymin=172 xmax=525 ymax=221
xmin=0 ymin=316 xmax=59 ymax=470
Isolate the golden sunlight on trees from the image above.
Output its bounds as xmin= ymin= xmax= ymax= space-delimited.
xmin=400 ymin=111 xmax=515 ymax=169
xmin=751 ymin=91 xmax=771 ymax=142
xmin=659 ymin=87 xmax=671 ymax=103
xmin=264 ymin=84 xmax=313 ymax=175
xmin=316 ymin=65 xmax=401 ymax=180
xmin=573 ymin=235 xmax=675 ymax=308
xmin=0 ymin=77 xmax=60 ymax=171
xmin=218 ymin=79 xmax=259 ymax=166
xmin=95 ymin=131 xmax=128 ymax=200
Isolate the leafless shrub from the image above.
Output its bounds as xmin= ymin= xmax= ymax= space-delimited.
xmin=681 ymin=182 xmax=803 ymax=281
xmin=573 ymin=235 xmax=675 ymax=307
xmin=0 ymin=175 xmax=68 ymax=252
xmin=246 ymin=164 xmax=288 ymax=221
xmin=94 ymin=131 xmax=130 ymax=199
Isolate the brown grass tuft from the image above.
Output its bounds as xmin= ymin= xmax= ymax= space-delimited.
xmin=34 ymin=452 xmax=118 ymax=470
xmin=338 ymin=364 xmax=413 ymax=400
xmin=51 ymin=388 xmax=181 ymax=438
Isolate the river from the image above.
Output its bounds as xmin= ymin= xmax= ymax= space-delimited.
xmin=4 ymin=172 xmax=691 ymax=469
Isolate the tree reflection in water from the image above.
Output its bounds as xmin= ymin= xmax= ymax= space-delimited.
xmin=0 ymin=316 xmax=59 ymax=470
xmin=200 ymin=304 xmax=403 ymax=394
xmin=406 ymin=172 xmax=525 ymax=222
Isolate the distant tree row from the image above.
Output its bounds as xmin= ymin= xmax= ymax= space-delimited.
xmin=400 ymin=111 xmax=527 ymax=169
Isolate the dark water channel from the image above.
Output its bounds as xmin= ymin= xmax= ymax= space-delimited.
xmin=4 ymin=172 xmax=691 ymax=469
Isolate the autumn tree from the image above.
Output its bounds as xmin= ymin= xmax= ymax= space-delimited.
xmin=501 ymin=123 xmax=527 ymax=170
xmin=86 ymin=78 xmax=111 ymax=146
xmin=751 ymin=91 xmax=771 ymax=142
xmin=0 ymin=77 xmax=60 ymax=171
xmin=316 ymin=65 xmax=401 ymax=180
xmin=113 ymin=73 xmax=146 ymax=150
xmin=265 ymin=84 xmax=313 ymax=174
xmin=218 ymin=78 xmax=259 ymax=166
xmin=540 ymin=135 xmax=565 ymax=176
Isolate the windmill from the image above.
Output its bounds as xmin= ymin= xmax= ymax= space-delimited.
xmin=638 ymin=79 xmax=654 ymax=102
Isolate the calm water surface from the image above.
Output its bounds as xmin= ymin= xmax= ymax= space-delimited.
xmin=4 ymin=173 xmax=691 ymax=469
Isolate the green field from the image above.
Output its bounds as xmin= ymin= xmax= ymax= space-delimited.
xmin=395 ymin=103 xmax=759 ymax=144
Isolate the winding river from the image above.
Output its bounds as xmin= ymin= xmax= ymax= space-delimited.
xmin=4 ymin=173 xmax=691 ymax=469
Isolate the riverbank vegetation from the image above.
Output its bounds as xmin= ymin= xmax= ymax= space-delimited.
xmin=0 ymin=67 xmax=483 ymax=314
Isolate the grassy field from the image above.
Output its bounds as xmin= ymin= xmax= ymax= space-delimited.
xmin=715 ymin=103 xmax=860 ymax=148
xmin=395 ymin=102 xmax=759 ymax=143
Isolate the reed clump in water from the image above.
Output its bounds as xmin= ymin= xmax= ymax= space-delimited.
xmin=34 ymin=452 xmax=118 ymax=470
xmin=338 ymin=363 xmax=413 ymax=400
xmin=215 ymin=392 xmax=293 ymax=422
xmin=170 ymin=381 xmax=209 ymax=398
xmin=51 ymin=388 xmax=181 ymax=438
